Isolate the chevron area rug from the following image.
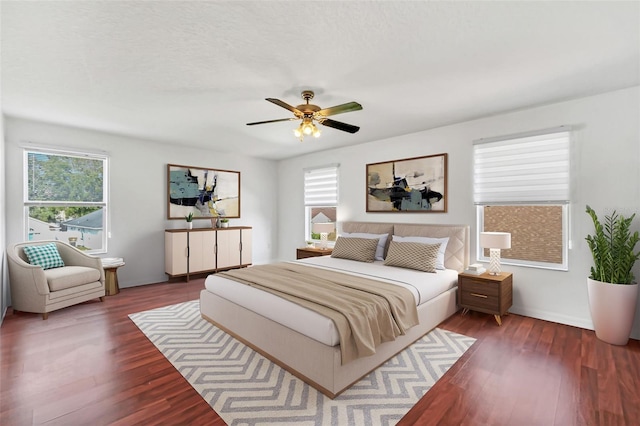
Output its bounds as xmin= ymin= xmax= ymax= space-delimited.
xmin=129 ymin=300 xmax=475 ymax=425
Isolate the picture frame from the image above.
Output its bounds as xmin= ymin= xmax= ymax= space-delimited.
xmin=167 ymin=164 xmax=240 ymax=220
xmin=366 ymin=153 xmax=447 ymax=213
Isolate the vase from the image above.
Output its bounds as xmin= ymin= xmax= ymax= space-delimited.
xmin=587 ymin=278 xmax=638 ymax=345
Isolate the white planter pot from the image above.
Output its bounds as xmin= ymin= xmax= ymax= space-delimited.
xmin=221 ymin=222 xmax=229 ymax=228
xmin=587 ymin=278 xmax=638 ymax=345
xmin=186 ymin=222 xmax=193 ymax=230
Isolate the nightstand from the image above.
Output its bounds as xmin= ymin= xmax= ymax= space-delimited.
xmin=458 ymin=271 xmax=513 ymax=325
xmin=296 ymin=247 xmax=333 ymax=259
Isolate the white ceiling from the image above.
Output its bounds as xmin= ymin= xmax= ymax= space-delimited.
xmin=2 ymin=1 xmax=639 ymax=160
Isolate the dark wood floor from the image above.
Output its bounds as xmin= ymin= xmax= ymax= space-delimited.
xmin=1 ymin=279 xmax=639 ymax=425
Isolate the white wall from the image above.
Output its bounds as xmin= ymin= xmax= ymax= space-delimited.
xmin=0 ymin=114 xmax=6 ymax=324
xmin=4 ymin=117 xmax=278 ymax=291
xmin=277 ymin=86 xmax=640 ymax=339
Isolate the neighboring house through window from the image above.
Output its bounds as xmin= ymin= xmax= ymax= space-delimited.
xmin=304 ymin=165 xmax=338 ymax=243
xmin=473 ymin=127 xmax=571 ymax=270
xmin=24 ymin=147 xmax=108 ymax=253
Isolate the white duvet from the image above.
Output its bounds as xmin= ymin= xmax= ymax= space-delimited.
xmin=203 ymin=256 xmax=458 ymax=347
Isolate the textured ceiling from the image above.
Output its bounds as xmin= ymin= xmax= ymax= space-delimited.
xmin=2 ymin=1 xmax=639 ymax=160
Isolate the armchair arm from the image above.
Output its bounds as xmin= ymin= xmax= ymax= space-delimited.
xmin=7 ymin=247 xmax=50 ymax=297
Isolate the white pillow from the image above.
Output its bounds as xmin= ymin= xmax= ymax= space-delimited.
xmin=392 ymin=235 xmax=449 ymax=270
xmin=341 ymin=232 xmax=389 ymax=261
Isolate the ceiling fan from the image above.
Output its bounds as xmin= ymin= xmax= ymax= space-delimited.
xmin=246 ymin=90 xmax=363 ymax=141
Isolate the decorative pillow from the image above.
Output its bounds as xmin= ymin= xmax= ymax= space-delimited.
xmin=384 ymin=241 xmax=441 ymax=273
xmin=392 ymin=235 xmax=449 ymax=270
xmin=23 ymin=243 xmax=65 ymax=270
xmin=331 ymin=237 xmax=379 ymax=263
xmin=341 ymin=232 xmax=389 ymax=260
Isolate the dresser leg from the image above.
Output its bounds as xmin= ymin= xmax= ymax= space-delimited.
xmin=461 ymin=308 xmax=469 ymax=316
xmin=494 ymin=315 xmax=502 ymax=326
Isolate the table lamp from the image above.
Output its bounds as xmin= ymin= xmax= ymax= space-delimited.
xmin=480 ymin=232 xmax=511 ymax=275
xmin=312 ymin=222 xmax=335 ymax=249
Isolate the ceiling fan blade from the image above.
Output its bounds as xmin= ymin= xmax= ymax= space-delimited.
xmin=317 ymin=101 xmax=362 ymax=117
xmin=319 ymin=118 xmax=360 ymax=134
xmin=246 ymin=117 xmax=298 ymax=126
xmin=266 ymin=98 xmax=303 ymax=116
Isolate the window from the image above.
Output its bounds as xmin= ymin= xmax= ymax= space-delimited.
xmin=24 ymin=148 xmax=108 ymax=253
xmin=473 ymin=127 xmax=570 ymax=270
xmin=304 ymin=165 xmax=338 ymax=243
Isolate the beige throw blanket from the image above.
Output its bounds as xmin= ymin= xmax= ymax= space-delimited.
xmin=218 ymin=262 xmax=419 ymax=364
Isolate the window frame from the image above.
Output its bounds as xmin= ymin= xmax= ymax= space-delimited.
xmin=473 ymin=127 xmax=571 ymax=271
xmin=304 ymin=165 xmax=339 ymax=243
xmin=23 ymin=147 xmax=109 ymax=254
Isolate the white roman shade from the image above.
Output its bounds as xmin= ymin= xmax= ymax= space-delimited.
xmin=473 ymin=128 xmax=570 ymax=204
xmin=304 ymin=165 xmax=339 ymax=206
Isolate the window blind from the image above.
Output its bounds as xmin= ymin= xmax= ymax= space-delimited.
xmin=304 ymin=165 xmax=338 ymax=206
xmin=473 ymin=129 xmax=570 ymax=204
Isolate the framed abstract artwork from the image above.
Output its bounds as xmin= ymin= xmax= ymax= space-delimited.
xmin=167 ymin=164 xmax=240 ymax=219
xmin=366 ymin=153 xmax=447 ymax=213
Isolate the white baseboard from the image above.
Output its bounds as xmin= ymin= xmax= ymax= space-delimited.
xmin=511 ymin=305 xmax=640 ymax=341
xmin=509 ymin=305 xmax=594 ymax=331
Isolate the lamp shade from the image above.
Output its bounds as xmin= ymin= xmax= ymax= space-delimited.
xmin=480 ymin=232 xmax=511 ymax=249
xmin=312 ymin=222 xmax=335 ymax=234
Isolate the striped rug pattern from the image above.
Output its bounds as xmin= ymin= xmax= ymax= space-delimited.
xmin=130 ymin=300 xmax=475 ymax=425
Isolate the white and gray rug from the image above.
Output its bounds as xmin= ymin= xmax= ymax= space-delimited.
xmin=129 ymin=300 xmax=475 ymax=425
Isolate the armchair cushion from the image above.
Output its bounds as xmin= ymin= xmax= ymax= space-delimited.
xmin=45 ymin=266 xmax=102 ymax=291
xmin=22 ymin=243 xmax=65 ymax=270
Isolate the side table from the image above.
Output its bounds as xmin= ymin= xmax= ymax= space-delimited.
xmin=458 ymin=271 xmax=513 ymax=325
xmin=296 ymin=247 xmax=333 ymax=259
xmin=101 ymin=258 xmax=125 ymax=296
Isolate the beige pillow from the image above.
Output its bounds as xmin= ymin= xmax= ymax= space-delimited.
xmin=331 ymin=237 xmax=379 ymax=263
xmin=383 ymin=241 xmax=441 ymax=272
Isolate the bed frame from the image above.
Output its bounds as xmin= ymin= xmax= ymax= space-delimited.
xmin=200 ymin=222 xmax=469 ymax=398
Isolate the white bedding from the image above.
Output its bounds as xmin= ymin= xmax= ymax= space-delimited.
xmin=203 ymin=256 xmax=458 ymax=347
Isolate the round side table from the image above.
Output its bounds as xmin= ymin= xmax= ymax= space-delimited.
xmin=102 ymin=261 xmax=125 ymax=296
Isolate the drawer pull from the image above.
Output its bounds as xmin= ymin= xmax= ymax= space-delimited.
xmin=470 ymin=293 xmax=488 ymax=299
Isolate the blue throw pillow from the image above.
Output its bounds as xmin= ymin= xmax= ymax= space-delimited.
xmin=23 ymin=243 xmax=65 ymax=270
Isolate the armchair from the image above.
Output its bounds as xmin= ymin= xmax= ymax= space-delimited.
xmin=7 ymin=240 xmax=105 ymax=320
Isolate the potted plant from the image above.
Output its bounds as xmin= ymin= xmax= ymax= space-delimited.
xmin=185 ymin=212 xmax=194 ymax=229
xmin=220 ymin=218 xmax=229 ymax=228
xmin=585 ymin=205 xmax=640 ymax=345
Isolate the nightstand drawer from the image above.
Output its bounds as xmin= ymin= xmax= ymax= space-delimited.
xmin=460 ymin=289 xmax=500 ymax=312
xmin=458 ymin=279 xmax=500 ymax=297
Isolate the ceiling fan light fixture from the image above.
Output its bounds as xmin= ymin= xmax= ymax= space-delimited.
xmin=303 ymin=125 xmax=313 ymax=135
xmin=302 ymin=118 xmax=314 ymax=135
xmin=247 ymin=90 xmax=362 ymax=141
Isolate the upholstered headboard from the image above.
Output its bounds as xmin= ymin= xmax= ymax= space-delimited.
xmin=341 ymin=221 xmax=470 ymax=272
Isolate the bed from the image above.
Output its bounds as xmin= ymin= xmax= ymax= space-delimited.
xmin=200 ymin=221 xmax=470 ymax=398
